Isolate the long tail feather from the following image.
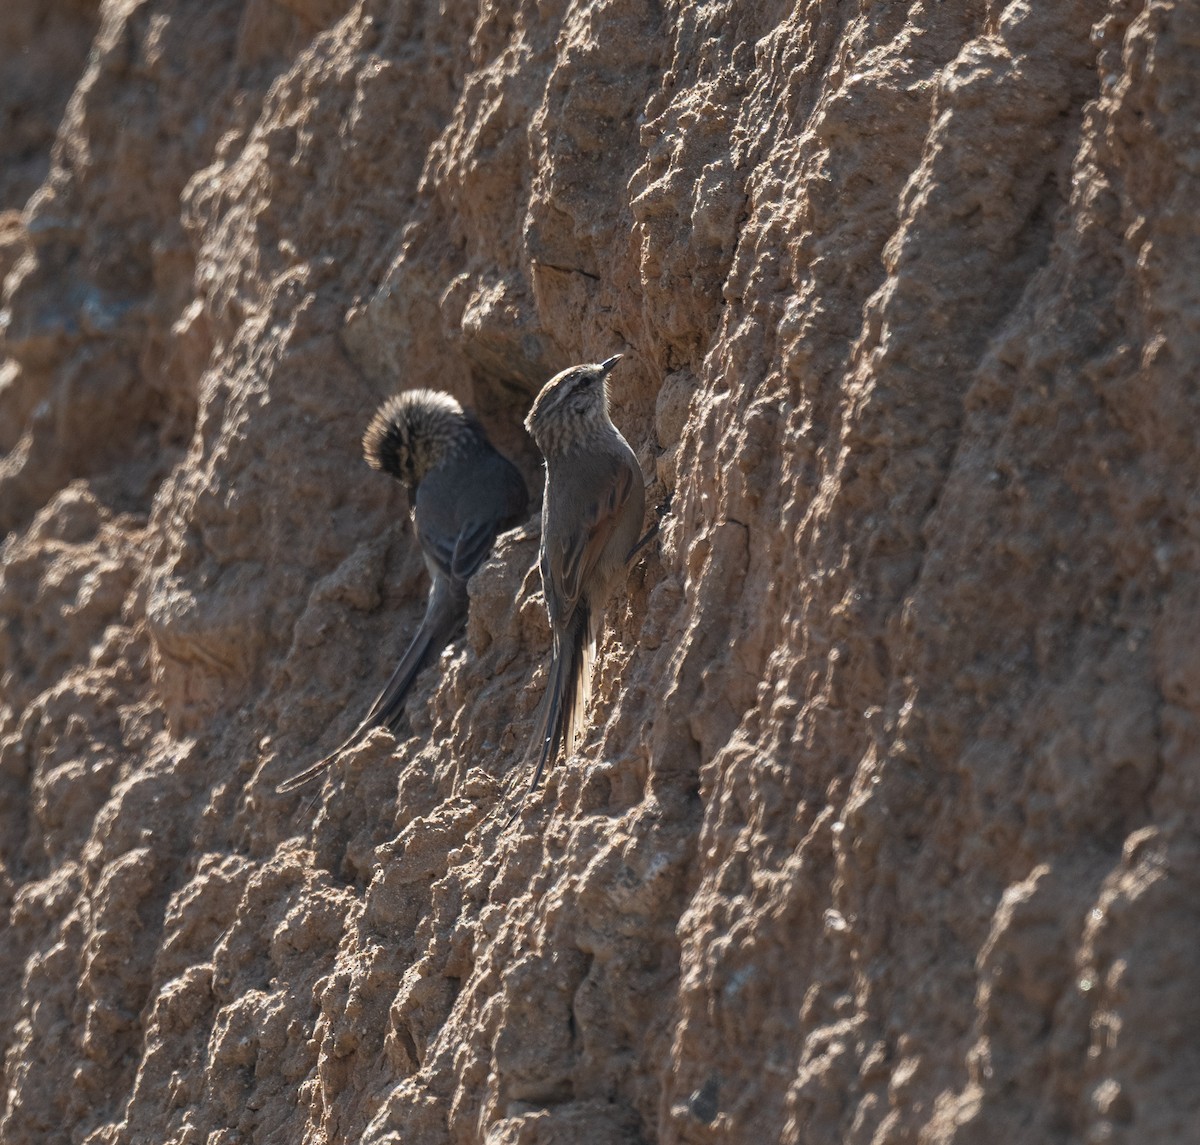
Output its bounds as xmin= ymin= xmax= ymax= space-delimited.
xmin=525 ymin=601 xmax=593 ymax=798
xmin=275 ymin=746 xmax=343 ymax=794
xmin=276 ymin=575 xmax=467 ymax=794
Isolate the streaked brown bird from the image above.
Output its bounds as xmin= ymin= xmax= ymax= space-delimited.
xmin=518 ymin=353 xmax=646 ymax=803
xmin=278 ymin=389 xmax=529 ymax=794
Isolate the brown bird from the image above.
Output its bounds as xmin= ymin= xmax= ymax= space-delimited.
xmin=519 ymin=354 xmax=646 ymax=802
xmin=278 ymin=389 xmax=529 ymax=794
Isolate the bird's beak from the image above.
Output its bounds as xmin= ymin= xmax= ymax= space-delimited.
xmin=599 ymin=354 xmax=623 ymax=373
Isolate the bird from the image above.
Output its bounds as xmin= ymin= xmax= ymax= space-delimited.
xmin=277 ymin=389 xmax=529 ymax=793
xmin=517 ymin=353 xmax=646 ymax=804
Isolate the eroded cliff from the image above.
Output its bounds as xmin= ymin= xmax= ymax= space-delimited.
xmin=2 ymin=0 xmax=1198 ymax=1142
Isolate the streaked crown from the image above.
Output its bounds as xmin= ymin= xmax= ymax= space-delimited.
xmin=524 ymin=355 xmax=623 ymax=452
xmin=363 ymin=388 xmax=481 ymax=489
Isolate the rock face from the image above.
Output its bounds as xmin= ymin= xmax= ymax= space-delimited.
xmin=2 ymin=0 xmax=1198 ymax=1142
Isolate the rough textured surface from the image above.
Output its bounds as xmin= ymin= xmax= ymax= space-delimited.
xmin=2 ymin=0 xmax=1198 ymax=1142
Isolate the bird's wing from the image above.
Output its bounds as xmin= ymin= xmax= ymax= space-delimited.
xmin=418 ymin=514 xmax=500 ymax=583
xmin=450 ymin=518 xmax=500 ymax=581
xmin=547 ymin=457 xmax=635 ymax=625
xmin=416 ymin=517 xmax=456 ymax=579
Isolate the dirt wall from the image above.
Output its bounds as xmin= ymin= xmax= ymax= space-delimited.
xmin=2 ymin=0 xmax=1198 ymax=1142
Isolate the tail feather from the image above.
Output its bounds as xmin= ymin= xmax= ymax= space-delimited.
xmin=275 ymin=744 xmax=344 ymax=794
xmin=525 ymin=602 xmax=593 ymax=797
xmin=276 ymin=575 xmax=467 ymax=794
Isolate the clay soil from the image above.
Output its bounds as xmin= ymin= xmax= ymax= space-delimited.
xmin=2 ymin=1 xmax=1199 ymax=1143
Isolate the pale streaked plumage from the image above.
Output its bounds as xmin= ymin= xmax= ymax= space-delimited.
xmin=514 ymin=354 xmax=645 ymax=812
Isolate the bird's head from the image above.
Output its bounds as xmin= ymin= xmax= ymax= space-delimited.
xmin=524 ymin=354 xmax=623 ymax=452
xmin=363 ymin=389 xmax=478 ymax=489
